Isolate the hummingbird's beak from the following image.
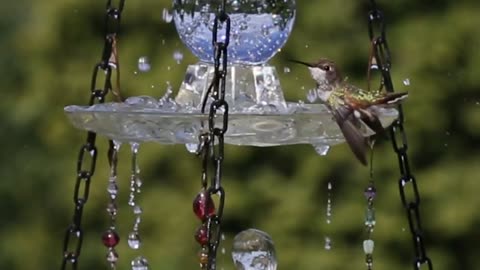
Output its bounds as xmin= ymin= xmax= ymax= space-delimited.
xmin=288 ymin=59 xmax=313 ymax=67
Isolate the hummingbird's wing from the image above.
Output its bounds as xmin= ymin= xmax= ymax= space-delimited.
xmin=333 ymin=105 xmax=368 ymax=166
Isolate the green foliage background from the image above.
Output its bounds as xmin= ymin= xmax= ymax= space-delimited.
xmin=1 ymin=0 xmax=479 ymax=269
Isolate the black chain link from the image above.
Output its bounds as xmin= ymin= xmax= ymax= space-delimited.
xmin=197 ymin=1 xmax=230 ymax=269
xmin=367 ymin=1 xmax=433 ymax=269
xmin=61 ymin=1 xmax=125 ymax=269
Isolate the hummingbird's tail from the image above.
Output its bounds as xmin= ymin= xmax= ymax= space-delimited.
xmin=333 ymin=106 xmax=368 ymax=166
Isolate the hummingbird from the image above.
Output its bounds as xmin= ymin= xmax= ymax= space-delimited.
xmin=290 ymin=58 xmax=408 ymax=165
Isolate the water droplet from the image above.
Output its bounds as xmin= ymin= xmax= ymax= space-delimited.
xmin=162 ymin=8 xmax=173 ymax=23
xmin=403 ymin=78 xmax=410 ymax=86
xmin=261 ymin=24 xmax=270 ymax=36
xmin=283 ymin=66 xmax=290 ymax=73
xmin=232 ymin=0 xmax=241 ymax=11
xmin=113 ymin=140 xmax=122 ymax=150
xmin=138 ymin=57 xmax=151 ymax=72
xmin=185 ymin=143 xmax=199 ymax=153
xmin=313 ymin=144 xmax=330 ymax=156
xmin=173 ymin=50 xmax=184 ymax=64
xmin=324 ymin=236 xmax=332 ymax=250
xmin=131 ymin=256 xmax=149 ymax=270
xmin=232 ymin=229 xmax=277 ymax=270
xmin=130 ymin=142 xmax=140 ymax=154
xmin=128 ymin=231 xmax=141 ymax=249
xmin=327 ymin=182 xmax=332 ymax=190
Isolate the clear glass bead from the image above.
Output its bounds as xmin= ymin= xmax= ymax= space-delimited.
xmin=365 ymin=208 xmax=376 ymax=227
xmin=133 ymin=205 xmax=143 ymax=215
xmin=131 ymin=256 xmax=149 ymax=270
xmin=128 ymin=231 xmax=141 ymax=249
xmin=363 ymin=239 xmax=375 ymax=255
xmin=107 ymin=181 xmax=119 ymax=198
xmin=232 ymin=229 xmax=277 ymax=270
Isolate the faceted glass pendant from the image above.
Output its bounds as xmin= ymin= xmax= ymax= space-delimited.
xmin=193 ymin=190 xmax=216 ymax=220
xmin=232 ymin=229 xmax=277 ymax=270
xmin=365 ymin=208 xmax=376 ymax=227
xmin=364 ymin=185 xmax=377 ymax=199
xmin=106 ymin=249 xmax=119 ymax=263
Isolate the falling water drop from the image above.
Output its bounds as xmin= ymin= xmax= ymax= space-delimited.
xmin=232 ymin=229 xmax=277 ymax=270
xmin=138 ymin=56 xmax=151 ymax=72
xmin=324 ymin=236 xmax=332 ymax=250
xmin=283 ymin=66 xmax=290 ymax=73
xmin=312 ymin=144 xmax=330 ymax=156
xmin=403 ymin=78 xmax=410 ymax=86
xmin=185 ymin=143 xmax=199 ymax=153
xmin=326 ymin=181 xmax=333 ymax=224
xmin=173 ymin=50 xmax=184 ymax=64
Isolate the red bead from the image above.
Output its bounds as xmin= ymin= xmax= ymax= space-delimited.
xmin=102 ymin=229 xmax=120 ymax=247
xmin=195 ymin=225 xmax=209 ymax=245
xmin=193 ymin=190 xmax=215 ymax=220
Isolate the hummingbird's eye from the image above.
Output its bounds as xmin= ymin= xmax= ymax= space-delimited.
xmin=322 ymin=65 xmax=331 ymax=71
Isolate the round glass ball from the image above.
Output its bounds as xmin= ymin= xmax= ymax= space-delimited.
xmin=173 ymin=0 xmax=296 ymax=65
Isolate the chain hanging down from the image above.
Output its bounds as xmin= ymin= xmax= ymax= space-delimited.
xmin=366 ymin=1 xmax=433 ymax=269
xmin=192 ymin=1 xmax=230 ymax=270
xmin=60 ymin=1 xmax=125 ymax=269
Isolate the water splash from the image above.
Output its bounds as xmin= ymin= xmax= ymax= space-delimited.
xmin=162 ymin=8 xmax=173 ymax=23
xmin=137 ymin=56 xmax=151 ymax=72
xmin=185 ymin=143 xmax=199 ymax=153
xmin=306 ymin=89 xmax=318 ymax=103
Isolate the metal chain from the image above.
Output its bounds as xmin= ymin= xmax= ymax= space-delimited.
xmin=367 ymin=1 xmax=433 ymax=269
xmin=61 ymin=1 xmax=125 ymax=269
xmin=196 ymin=1 xmax=230 ymax=269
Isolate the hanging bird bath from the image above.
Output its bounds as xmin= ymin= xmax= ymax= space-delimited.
xmin=64 ymin=0 xmax=398 ymax=153
xmin=60 ymin=1 xmax=433 ymax=270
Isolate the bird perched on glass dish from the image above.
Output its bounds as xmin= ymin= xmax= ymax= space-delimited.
xmin=290 ymin=58 xmax=408 ymax=165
